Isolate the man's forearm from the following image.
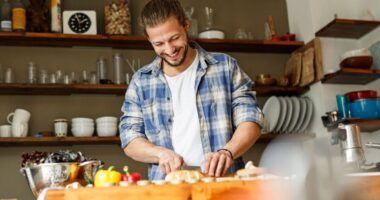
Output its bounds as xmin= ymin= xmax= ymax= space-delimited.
xmin=223 ymin=122 xmax=261 ymax=159
xmin=123 ymin=137 xmax=165 ymax=163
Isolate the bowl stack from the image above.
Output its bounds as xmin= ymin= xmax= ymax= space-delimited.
xmin=345 ymin=90 xmax=380 ymax=120
xmin=96 ymin=116 xmax=118 ymax=137
xmin=71 ymin=117 xmax=95 ymax=137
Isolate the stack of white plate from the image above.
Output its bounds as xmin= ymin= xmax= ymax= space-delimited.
xmin=262 ymin=96 xmax=313 ymax=134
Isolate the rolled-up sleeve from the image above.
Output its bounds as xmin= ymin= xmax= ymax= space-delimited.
xmin=119 ymin=75 xmax=147 ymax=149
xmin=230 ymin=59 xmax=264 ymax=128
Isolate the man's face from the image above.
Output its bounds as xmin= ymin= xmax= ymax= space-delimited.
xmin=146 ymin=16 xmax=189 ymax=67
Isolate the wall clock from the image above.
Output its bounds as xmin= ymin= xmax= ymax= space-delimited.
xmin=63 ymin=11 xmax=97 ymax=34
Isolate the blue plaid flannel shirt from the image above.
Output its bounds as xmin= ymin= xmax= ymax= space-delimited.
xmin=120 ymin=42 xmax=264 ymax=180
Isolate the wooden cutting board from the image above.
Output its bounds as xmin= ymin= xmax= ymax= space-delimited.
xmin=299 ymin=47 xmax=315 ymax=86
xmin=285 ymin=52 xmax=302 ymax=86
xmin=45 ymin=179 xmax=290 ymax=200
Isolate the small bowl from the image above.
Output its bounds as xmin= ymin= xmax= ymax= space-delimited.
xmin=97 ymin=128 xmax=117 ymax=137
xmin=349 ymin=98 xmax=380 ymax=119
xmin=340 ymin=56 xmax=373 ymax=69
xmin=72 ymin=117 xmax=94 ymax=124
xmin=345 ymin=90 xmax=377 ymax=102
xmin=255 ymin=74 xmax=276 ymax=86
xmin=96 ymin=116 xmax=118 ymax=124
xmin=341 ymin=48 xmax=372 ymax=60
xmin=198 ymin=30 xmax=225 ymax=39
xmin=72 ymin=127 xmax=94 ymax=137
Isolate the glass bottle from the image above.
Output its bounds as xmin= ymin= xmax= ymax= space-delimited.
xmin=184 ymin=6 xmax=198 ymax=38
xmin=0 ymin=0 xmax=12 ymax=31
xmin=12 ymin=0 xmax=26 ymax=32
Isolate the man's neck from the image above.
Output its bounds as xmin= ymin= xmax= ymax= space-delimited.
xmin=163 ymin=47 xmax=196 ymax=77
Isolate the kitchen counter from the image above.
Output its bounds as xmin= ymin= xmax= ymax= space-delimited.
xmin=45 ymin=179 xmax=290 ymax=200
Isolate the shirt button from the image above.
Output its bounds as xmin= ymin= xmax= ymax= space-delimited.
xmin=168 ymin=118 xmax=172 ymax=123
xmin=167 ymin=97 xmax=170 ymax=101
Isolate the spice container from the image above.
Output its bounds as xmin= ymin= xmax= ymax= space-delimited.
xmin=12 ymin=0 xmax=26 ymax=32
xmin=51 ymin=0 xmax=62 ymax=32
xmin=104 ymin=0 xmax=131 ymax=35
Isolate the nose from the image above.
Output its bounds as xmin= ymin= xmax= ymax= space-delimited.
xmin=164 ymin=43 xmax=176 ymax=55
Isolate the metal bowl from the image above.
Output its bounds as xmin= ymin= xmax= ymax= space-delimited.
xmin=20 ymin=160 xmax=102 ymax=197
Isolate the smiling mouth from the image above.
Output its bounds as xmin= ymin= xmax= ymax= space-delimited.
xmin=167 ymin=49 xmax=180 ymax=58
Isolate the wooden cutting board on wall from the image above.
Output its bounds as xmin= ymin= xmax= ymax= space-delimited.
xmin=291 ymin=37 xmax=324 ymax=86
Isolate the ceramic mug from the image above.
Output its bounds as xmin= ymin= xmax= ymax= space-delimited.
xmin=0 ymin=124 xmax=12 ymax=137
xmin=12 ymin=122 xmax=28 ymax=137
xmin=7 ymin=108 xmax=31 ymax=124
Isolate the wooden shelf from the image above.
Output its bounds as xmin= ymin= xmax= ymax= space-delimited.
xmin=0 ymin=134 xmax=301 ymax=146
xmin=253 ymin=85 xmax=310 ymax=96
xmin=342 ymin=119 xmax=380 ymax=132
xmin=321 ymin=68 xmax=380 ymax=84
xmin=0 ymin=83 xmax=127 ymax=95
xmin=315 ymin=18 xmax=380 ymax=39
xmin=0 ymin=83 xmax=309 ymax=96
xmin=0 ymin=136 xmax=120 ymax=146
xmin=0 ymin=32 xmax=304 ymax=53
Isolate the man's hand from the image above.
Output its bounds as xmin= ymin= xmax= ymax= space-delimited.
xmin=204 ymin=150 xmax=233 ymax=177
xmin=157 ymin=148 xmax=184 ymax=174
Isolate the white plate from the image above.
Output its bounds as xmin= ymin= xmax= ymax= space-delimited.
xmin=287 ymin=97 xmax=300 ymax=133
xmin=293 ymin=98 xmax=307 ymax=133
xmin=262 ymin=96 xmax=281 ymax=133
xmin=299 ymin=97 xmax=313 ymax=132
xmin=274 ymin=97 xmax=287 ymax=133
xmin=279 ymin=97 xmax=293 ymax=133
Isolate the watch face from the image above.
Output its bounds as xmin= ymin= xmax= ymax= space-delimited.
xmin=68 ymin=12 xmax=92 ymax=33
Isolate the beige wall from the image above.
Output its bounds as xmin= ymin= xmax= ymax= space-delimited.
xmin=0 ymin=0 xmax=290 ymax=199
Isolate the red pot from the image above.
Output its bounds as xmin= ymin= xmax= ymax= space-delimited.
xmin=345 ymin=90 xmax=377 ymax=102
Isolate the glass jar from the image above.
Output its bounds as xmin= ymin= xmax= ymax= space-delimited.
xmin=104 ymin=0 xmax=131 ymax=35
xmin=184 ymin=6 xmax=198 ymax=38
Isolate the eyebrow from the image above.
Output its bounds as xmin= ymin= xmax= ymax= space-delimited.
xmin=151 ymin=33 xmax=180 ymax=45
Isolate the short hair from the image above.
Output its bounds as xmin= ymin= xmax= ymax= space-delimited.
xmin=140 ymin=0 xmax=187 ymax=35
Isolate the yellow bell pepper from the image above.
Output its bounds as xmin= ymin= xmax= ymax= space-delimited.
xmin=94 ymin=166 xmax=122 ymax=187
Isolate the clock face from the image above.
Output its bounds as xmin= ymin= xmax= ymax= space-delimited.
xmin=68 ymin=12 xmax=92 ymax=33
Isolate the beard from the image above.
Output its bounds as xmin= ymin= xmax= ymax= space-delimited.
xmin=161 ymin=43 xmax=189 ymax=67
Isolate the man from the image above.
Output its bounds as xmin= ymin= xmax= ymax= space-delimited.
xmin=120 ymin=0 xmax=264 ymax=180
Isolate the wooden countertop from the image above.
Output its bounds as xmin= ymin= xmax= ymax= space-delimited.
xmin=45 ymin=179 xmax=290 ymax=200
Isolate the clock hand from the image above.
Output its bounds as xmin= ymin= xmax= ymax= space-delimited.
xmin=75 ymin=14 xmax=81 ymax=23
xmin=80 ymin=18 xmax=88 ymax=23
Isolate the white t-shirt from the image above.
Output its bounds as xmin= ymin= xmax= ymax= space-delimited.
xmin=164 ymin=51 xmax=204 ymax=167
